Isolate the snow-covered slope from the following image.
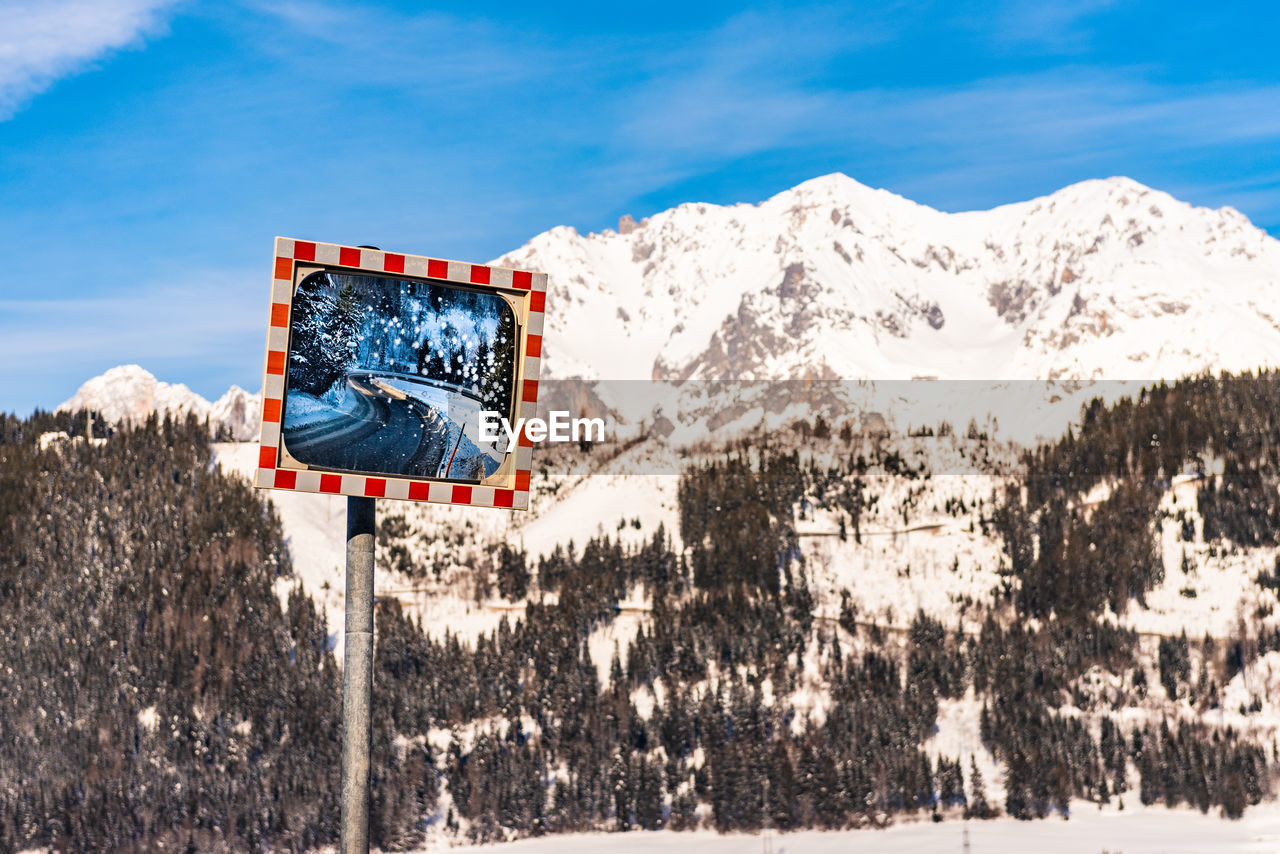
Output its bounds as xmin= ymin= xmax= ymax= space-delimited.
xmin=58 ymin=364 xmax=261 ymax=440
xmin=496 ymin=175 xmax=1280 ymax=382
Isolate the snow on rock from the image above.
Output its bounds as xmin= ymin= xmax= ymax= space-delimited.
xmin=37 ymin=431 xmax=72 ymax=450
xmin=59 ymin=365 xmax=260 ymax=440
xmin=58 ymin=364 xmax=209 ymax=424
xmin=209 ymin=385 xmax=261 ymax=440
xmin=495 ymin=174 xmax=1280 ymax=385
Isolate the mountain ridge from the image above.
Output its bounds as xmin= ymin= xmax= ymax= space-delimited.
xmin=57 ymin=364 xmax=261 ymax=440
xmin=497 ymin=172 xmax=1280 ymax=383
xmin=56 ymin=175 xmax=1280 ymax=430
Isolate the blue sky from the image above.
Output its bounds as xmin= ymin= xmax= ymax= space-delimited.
xmin=1 ymin=0 xmax=1278 ymax=413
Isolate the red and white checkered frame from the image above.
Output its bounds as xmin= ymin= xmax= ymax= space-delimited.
xmin=254 ymin=237 xmax=547 ymax=511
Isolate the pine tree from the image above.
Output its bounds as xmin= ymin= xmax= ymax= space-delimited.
xmin=966 ymin=756 xmax=995 ymax=819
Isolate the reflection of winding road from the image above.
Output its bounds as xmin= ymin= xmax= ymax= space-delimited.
xmin=283 ymin=374 xmax=453 ymax=477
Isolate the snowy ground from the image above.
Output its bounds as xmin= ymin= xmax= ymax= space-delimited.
xmin=799 ymin=474 xmax=1009 ymax=632
xmin=388 ymin=801 xmax=1280 ymax=854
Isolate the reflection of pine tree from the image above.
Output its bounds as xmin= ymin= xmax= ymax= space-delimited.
xmin=333 ymin=279 xmax=365 ymax=374
xmin=289 ymin=274 xmax=365 ymax=396
xmin=481 ymin=307 xmax=516 ymax=416
xmin=474 ymin=340 xmax=492 ymax=394
xmin=415 ymin=337 xmax=432 ymax=377
xmin=373 ymin=285 xmax=402 ymax=373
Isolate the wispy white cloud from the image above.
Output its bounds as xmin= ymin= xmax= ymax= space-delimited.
xmin=243 ymin=0 xmax=560 ymax=94
xmin=0 ymin=0 xmax=179 ymax=119
xmin=971 ymin=0 xmax=1120 ymax=54
xmin=0 ymin=266 xmax=269 ymax=412
xmin=882 ymin=76 xmax=1280 ymax=152
xmin=598 ymin=15 xmax=1280 ymax=217
xmin=0 ymin=269 xmax=262 ymax=365
xmin=214 ymin=2 xmax=1280 ymax=234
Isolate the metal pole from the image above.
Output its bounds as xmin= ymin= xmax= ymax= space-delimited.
xmin=342 ymin=495 xmax=376 ymax=853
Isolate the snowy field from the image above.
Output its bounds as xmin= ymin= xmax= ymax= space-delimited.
xmin=399 ymin=803 xmax=1280 ymax=854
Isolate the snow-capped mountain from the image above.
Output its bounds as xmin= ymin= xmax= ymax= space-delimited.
xmin=58 ymin=365 xmax=260 ymax=440
xmin=495 ymin=174 xmax=1280 ymax=382
xmin=208 ymin=384 xmax=262 ymax=441
xmin=58 ymin=176 xmax=1280 ymax=440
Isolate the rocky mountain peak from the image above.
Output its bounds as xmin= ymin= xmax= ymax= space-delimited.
xmin=496 ymin=175 xmax=1280 ymax=383
xmin=58 ymin=366 xmax=261 ymax=440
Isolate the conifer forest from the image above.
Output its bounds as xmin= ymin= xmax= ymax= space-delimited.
xmin=3 ymin=372 xmax=1280 ymax=851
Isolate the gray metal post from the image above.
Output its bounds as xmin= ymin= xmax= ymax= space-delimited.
xmin=342 ymin=495 xmax=376 ymax=853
